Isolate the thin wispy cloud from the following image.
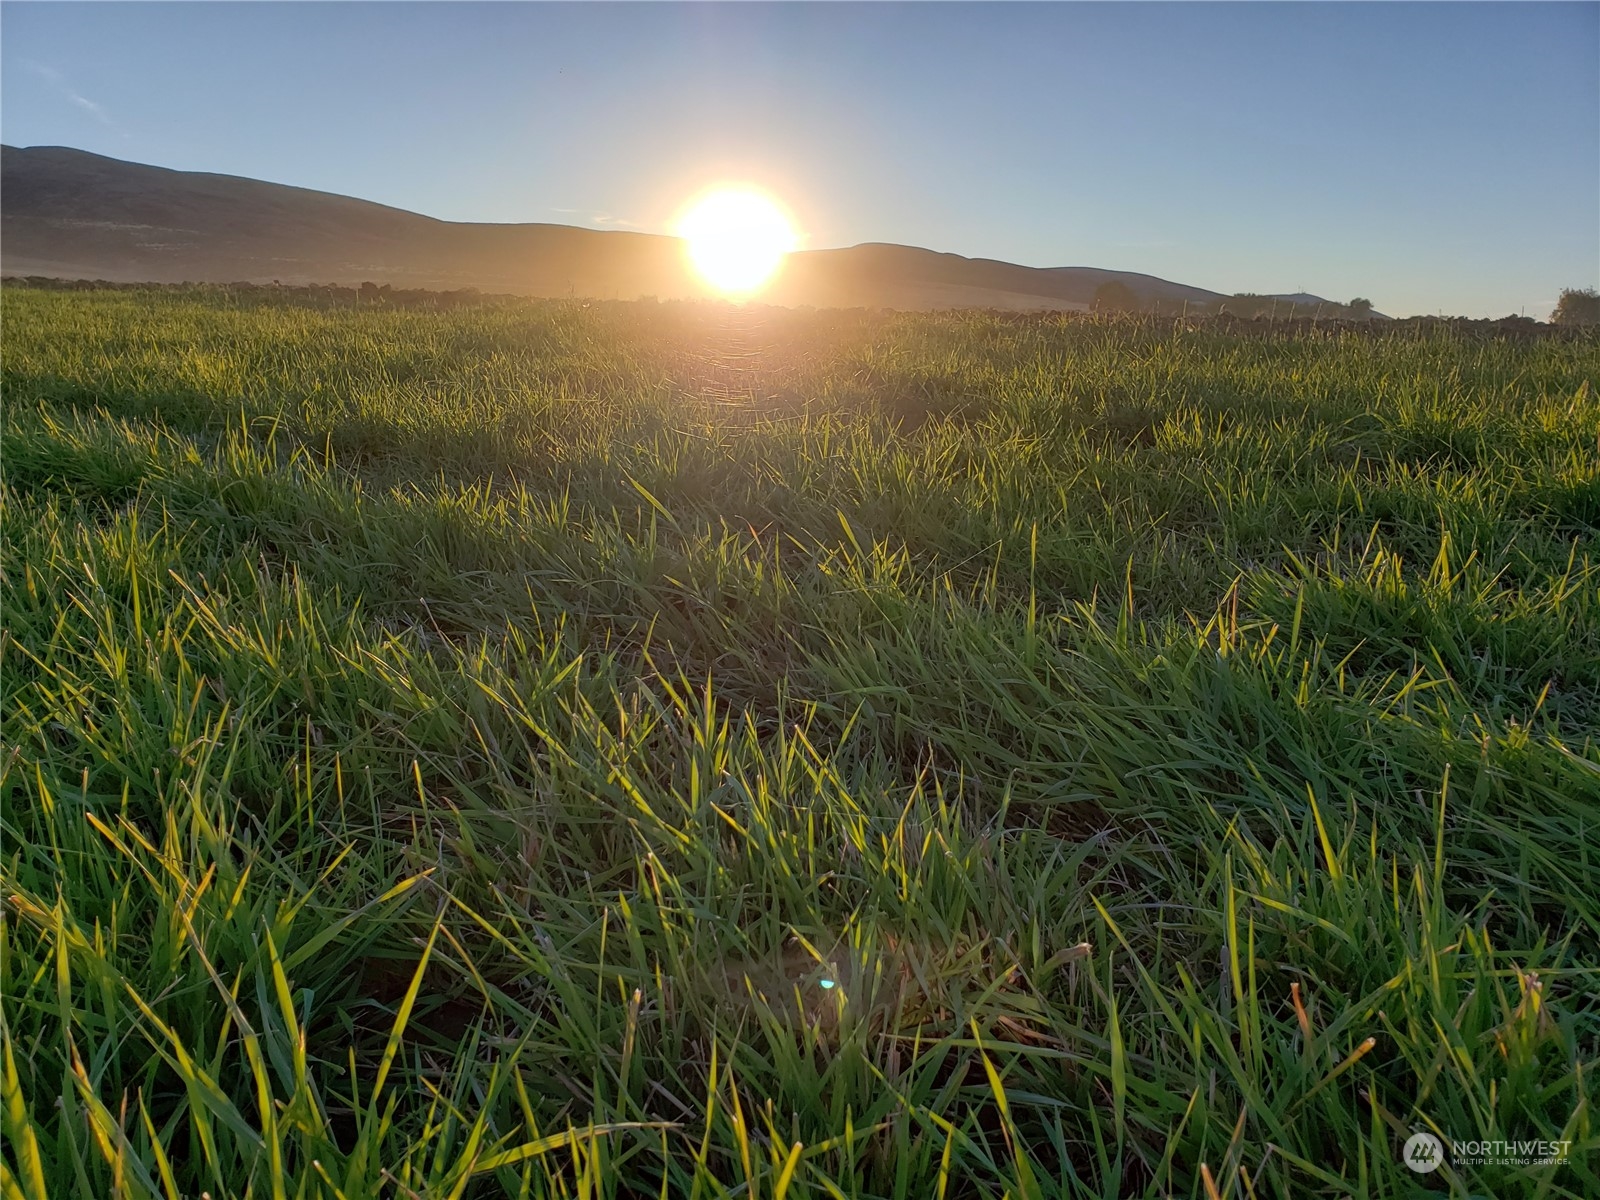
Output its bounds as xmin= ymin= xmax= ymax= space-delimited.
xmin=69 ymin=94 xmax=110 ymax=123
xmin=550 ymin=208 xmax=641 ymax=229
xmin=27 ymin=61 xmax=114 ymax=127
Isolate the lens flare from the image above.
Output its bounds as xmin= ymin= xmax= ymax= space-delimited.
xmin=674 ymin=185 xmax=798 ymax=297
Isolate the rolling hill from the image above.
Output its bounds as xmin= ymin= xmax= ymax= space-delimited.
xmin=1 ymin=145 xmax=1345 ymax=313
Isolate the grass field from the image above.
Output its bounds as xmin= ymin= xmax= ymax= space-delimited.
xmin=2 ymin=286 xmax=1598 ymax=1198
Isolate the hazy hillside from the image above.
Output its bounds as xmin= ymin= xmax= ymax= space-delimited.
xmin=0 ymin=145 xmax=692 ymax=298
xmin=1 ymin=145 xmax=1339 ymax=312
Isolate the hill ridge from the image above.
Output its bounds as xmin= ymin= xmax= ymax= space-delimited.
xmin=1 ymin=144 xmax=1346 ymax=313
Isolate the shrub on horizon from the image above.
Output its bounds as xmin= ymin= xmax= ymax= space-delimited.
xmin=1551 ymin=286 xmax=1600 ymax=326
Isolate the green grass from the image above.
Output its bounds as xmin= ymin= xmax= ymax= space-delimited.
xmin=2 ymin=286 xmax=1597 ymax=1198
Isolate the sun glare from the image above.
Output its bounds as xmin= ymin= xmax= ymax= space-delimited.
xmin=674 ymin=186 xmax=798 ymax=297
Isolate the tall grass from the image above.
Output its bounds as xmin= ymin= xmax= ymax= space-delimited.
xmin=2 ymin=287 xmax=1597 ymax=1197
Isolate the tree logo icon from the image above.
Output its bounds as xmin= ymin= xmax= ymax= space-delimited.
xmin=1402 ymin=1132 xmax=1445 ymax=1173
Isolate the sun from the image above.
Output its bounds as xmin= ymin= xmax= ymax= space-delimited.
xmin=674 ymin=185 xmax=799 ymax=297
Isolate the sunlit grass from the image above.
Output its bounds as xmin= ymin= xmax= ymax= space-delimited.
xmin=2 ymin=287 xmax=1597 ymax=1197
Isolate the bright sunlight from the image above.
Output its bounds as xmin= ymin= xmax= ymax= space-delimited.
xmin=674 ymin=186 xmax=799 ymax=297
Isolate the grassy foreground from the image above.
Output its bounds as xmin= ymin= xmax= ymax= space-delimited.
xmin=2 ymin=287 xmax=1598 ymax=1198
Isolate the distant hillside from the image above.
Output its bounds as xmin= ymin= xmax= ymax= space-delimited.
xmin=1 ymin=145 xmax=1352 ymax=314
xmin=0 ymin=145 xmax=692 ymax=298
xmin=766 ymin=244 xmax=1231 ymax=312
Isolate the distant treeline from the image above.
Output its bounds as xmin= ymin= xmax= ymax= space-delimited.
xmin=0 ymin=276 xmax=524 ymax=310
xmin=968 ymin=308 xmax=1589 ymax=342
xmin=1198 ymin=293 xmax=1372 ymax=320
xmin=1134 ymin=311 xmax=1575 ymax=339
xmin=2 ymin=276 xmax=1589 ymax=338
xmin=1087 ymin=281 xmax=1383 ymax=320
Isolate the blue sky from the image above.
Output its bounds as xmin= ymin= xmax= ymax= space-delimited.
xmin=3 ymin=2 xmax=1595 ymax=317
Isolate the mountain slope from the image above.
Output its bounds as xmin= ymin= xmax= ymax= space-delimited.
xmin=1 ymin=145 xmax=1336 ymax=312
